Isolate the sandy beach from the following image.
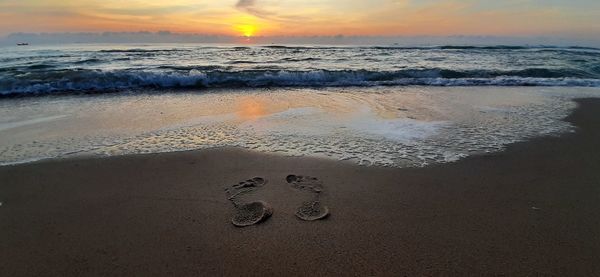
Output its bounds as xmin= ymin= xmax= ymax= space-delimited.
xmin=1 ymin=98 xmax=599 ymax=276
xmin=3 ymin=1 xmax=600 ymax=275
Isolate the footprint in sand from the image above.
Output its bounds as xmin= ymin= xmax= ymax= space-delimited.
xmin=285 ymin=175 xmax=330 ymax=221
xmin=225 ymin=177 xmax=273 ymax=227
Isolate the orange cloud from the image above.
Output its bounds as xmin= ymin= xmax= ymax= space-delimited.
xmin=0 ymin=0 xmax=598 ymax=37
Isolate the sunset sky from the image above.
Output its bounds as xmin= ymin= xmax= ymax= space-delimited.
xmin=0 ymin=0 xmax=598 ymax=37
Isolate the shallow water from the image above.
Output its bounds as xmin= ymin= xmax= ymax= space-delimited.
xmin=1 ymin=86 xmax=599 ymax=167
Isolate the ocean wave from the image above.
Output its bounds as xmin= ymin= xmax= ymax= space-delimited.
xmin=98 ymin=48 xmax=190 ymax=53
xmin=257 ymin=45 xmax=600 ymax=52
xmin=278 ymin=57 xmax=322 ymax=62
xmin=2 ymin=68 xmax=600 ymax=95
xmin=370 ymin=45 xmax=529 ymax=50
xmin=227 ymin=60 xmax=262 ymax=64
xmin=227 ymin=57 xmax=322 ymax=64
xmin=262 ymin=45 xmax=302 ymax=49
xmin=157 ymin=65 xmax=226 ymax=71
xmin=72 ymin=58 xmax=102 ymax=64
xmin=26 ymin=64 xmax=56 ymax=70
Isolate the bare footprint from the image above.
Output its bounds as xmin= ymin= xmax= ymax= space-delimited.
xmin=286 ymin=175 xmax=330 ymax=221
xmin=225 ymin=177 xmax=272 ymax=227
xmin=231 ymin=201 xmax=273 ymax=227
xmin=226 ymin=177 xmax=267 ymax=201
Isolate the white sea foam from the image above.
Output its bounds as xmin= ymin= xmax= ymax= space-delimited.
xmin=0 ymin=86 xmax=599 ymax=167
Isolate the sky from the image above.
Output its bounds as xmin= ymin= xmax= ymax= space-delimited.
xmin=0 ymin=0 xmax=599 ymax=38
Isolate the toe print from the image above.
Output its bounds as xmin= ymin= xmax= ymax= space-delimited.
xmin=225 ymin=177 xmax=272 ymax=227
xmin=285 ymin=174 xmax=330 ymax=221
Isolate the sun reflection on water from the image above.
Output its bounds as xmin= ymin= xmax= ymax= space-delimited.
xmin=236 ymin=97 xmax=267 ymax=120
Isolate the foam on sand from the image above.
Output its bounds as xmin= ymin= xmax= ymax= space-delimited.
xmin=1 ymin=86 xmax=599 ymax=167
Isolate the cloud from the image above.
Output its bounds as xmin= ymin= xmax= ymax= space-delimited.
xmin=0 ymin=0 xmax=598 ymax=38
xmin=235 ymin=0 xmax=273 ymax=18
xmin=233 ymin=0 xmax=312 ymax=25
xmin=235 ymin=0 xmax=255 ymax=9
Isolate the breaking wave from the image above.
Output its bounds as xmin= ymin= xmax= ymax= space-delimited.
xmin=2 ymin=68 xmax=600 ymax=95
xmin=2 ymin=44 xmax=600 ymax=96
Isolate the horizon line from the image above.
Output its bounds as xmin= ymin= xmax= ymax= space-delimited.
xmin=1 ymin=31 xmax=594 ymax=39
xmin=3 ymin=31 xmax=600 ymax=47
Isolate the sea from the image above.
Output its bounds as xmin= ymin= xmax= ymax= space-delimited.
xmin=1 ymin=43 xmax=600 ymax=166
xmin=2 ymin=44 xmax=600 ymax=94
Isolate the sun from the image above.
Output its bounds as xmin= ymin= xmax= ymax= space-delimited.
xmin=236 ymin=24 xmax=257 ymax=37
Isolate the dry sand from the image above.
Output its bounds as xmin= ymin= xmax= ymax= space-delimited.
xmin=1 ymin=99 xmax=600 ymax=276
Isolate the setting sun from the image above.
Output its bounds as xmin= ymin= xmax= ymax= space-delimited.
xmin=237 ymin=25 xmax=256 ymax=37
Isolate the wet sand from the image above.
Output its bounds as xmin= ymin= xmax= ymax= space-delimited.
xmin=1 ymin=98 xmax=599 ymax=276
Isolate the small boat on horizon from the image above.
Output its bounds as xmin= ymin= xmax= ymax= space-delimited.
xmin=17 ymin=42 xmax=29 ymax=46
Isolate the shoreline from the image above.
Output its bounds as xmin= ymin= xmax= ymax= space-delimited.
xmin=1 ymin=98 xmax=600 ymax=275
xmin=2 ymin=85 xmax=599 ymax=99
xmin=0 ymin=86 xmax=593 ymax=168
